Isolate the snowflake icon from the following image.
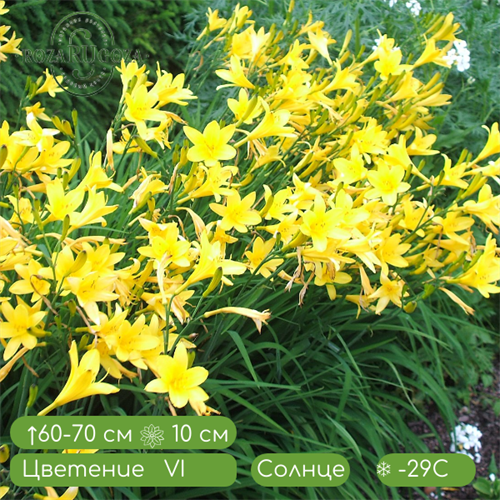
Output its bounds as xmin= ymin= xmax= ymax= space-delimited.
xmin=140 ymin=424 xmax=165 ymax=448
xmin=377 ymin=461 xmax=391 ymax=477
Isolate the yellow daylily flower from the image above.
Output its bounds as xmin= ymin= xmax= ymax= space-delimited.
xmin=116 ymin=59 xmax=147 ymax=95
xmin=45 ymin=178 xmax=85 ymax=223
xmin=0 ymin=299 xmax=46 ymax=360
xmin=235 ymin=100 xmax=295 ymax=146
xmin=129 ymin=170 xmax=169 ymax=211
xmin=38 ymin=342 xmax=118 ymax=416
xmin=31 ymin=136 xmax=72 ymax=174
xmin=474 ymin=122 xmax=500 ymax=163
xmin=0 ymin=346 xmax=29 ymax=382
xmin=99 ymin=313 xmax=161 ymax=370
xmin=406 ymin=128 xmax=439 ymax=156
xmin=7 ymin=195 xmax=34 ymax=225
xmin=34 ymin=487 xmax=79 ymax=500
xmin=374 ymin=44 xmax=410 ymax=80
xmin=12 ymin=112 xmax=59 ymax=151
xmin=262 ymin=186 xmax=295 ymax=221
xmin=66 ymin=272 xmax=118 ymax=325
xmin=0 ymin=1 xmax=10 ymax=15
xmin=413 ymin=38 xmax=451 ymax=68
xmin=245 ymin=237 xmax=283 ymax=278
xmin=210 ymin=190 xmax=261 ymax=232
xmin=203 ymin=306 xmax=271 ymax=333
xmin=369 ymin=274 xmax=407 ymax=314
xmin=69 ymin=187 xmax=118 ymax=231
xmin=197 ymin=7 xmax=227 ymax=39
xmin=300 ymin=194 xmax=349 ymax=252
xmin=227 ymin=88 xmax=262 ymax=124
xmin=215 ymin=55 xmax=255 ymax=89
xmin=429 ymin=13 xmax=461 ymax=42
xmin=447 ymin=235 xmax=500 ymax=298
xmin=462 ymin=184 xmax=500 ymax=233
xmin=24 ymin=102 xmax=51 ymax=121
xmin=36 ymin=69 xmax=65 ymax=97
xmin=183 ymin=121 xmax=236 ymax=166
xmin=262 ymin=213 xmax=300 ymax=245
xmin=185 ymin=162 xmax=238 ymax=202
xmin=10 ymin=259 xmax=52 ymax=301
xmin=307 ymin=26 xmax=335 ymax=64
xmin=375 ymin=230 xmax=411 ymax=275
xmin=152 ymin=69 xmax=196 ymax=107
xmin=432 ymin=210 xmax=474 ymax=245
xmin=138 ymin=221 xmax=191 ymax=268
xmin=332 ymin=145 xmax=367 ymax=185
xmin=181 ymin=231 xmax=246 ymax=290
xmin=398 ymin=198 xmax=431 ymax=237
xmin=124 ymin=84 xmax=165 ymax=138
xmin=366 ymin=162 xmax=411 ymax=206
xmin=78 ymin=151 xmax=122 ymax=192
xmin=145 ymin=342 xmax=209 ymax=409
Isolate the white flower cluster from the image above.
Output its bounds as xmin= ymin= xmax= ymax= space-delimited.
xmin=406 ymin=0 xmax=422 ymax=16
xmin=443 ymin=40 xmax=471 ymax=72
xmin=372 ymin=37 xmax=383 ymax=51
xmin=450 ymin=423 xmax=482 ymax=463
xmin=383 ymin=0 xmax=422 ymax=15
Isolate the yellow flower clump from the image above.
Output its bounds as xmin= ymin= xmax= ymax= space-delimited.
xmin=0 ymin=2 xmax=499 ymax=417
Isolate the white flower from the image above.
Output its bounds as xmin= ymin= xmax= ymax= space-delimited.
xmin=406 ymin=0 xmax=422 ymax=16
xmin=383 ymin=0 xmax=398 ymax=6
xmin=451 ymin=423 xmax=482 ymax=463
xmin=443 ymin=48 xmax=458 ymax=67
xmin=490 ymin=473 xmax=497 ymax=481
xmin=444 ymin=40 xmax=471 ymax=72
xmin=372 ymin=37 xmax=383 ymax=51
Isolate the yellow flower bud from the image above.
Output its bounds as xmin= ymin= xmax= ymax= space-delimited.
xmin=0 ymin=444 xmax=9 ymax=463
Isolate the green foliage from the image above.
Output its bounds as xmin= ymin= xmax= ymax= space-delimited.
xmin=1 ymin=2 xmax=499 ymax=500
xmin=473 ymin=454 xmax=500 ymax=499
xmin=184 ymin=0 xmax=500 ymax=159
xmin=3 ymin=276 xmax=496 ymax=499
xmin=0 ymin=0 xmax=200 ymax=141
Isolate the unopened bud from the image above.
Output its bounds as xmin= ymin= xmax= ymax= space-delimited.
xmin=203 ymin=267 xmax=223 ymax=297
xmin=27 ymin=384 xmax=38 ymax=408
xmin=0 ymin=145 xmax=7 ymax=169
xmin=403 ymin=301 xmax=418 ymax=313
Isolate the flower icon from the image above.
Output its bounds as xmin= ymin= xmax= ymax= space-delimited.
xmin=140 ymin=424 xmax=165 ymax=448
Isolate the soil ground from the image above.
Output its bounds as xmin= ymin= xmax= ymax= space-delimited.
xmin=407 ymin=360 xmax=500 ymax=500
